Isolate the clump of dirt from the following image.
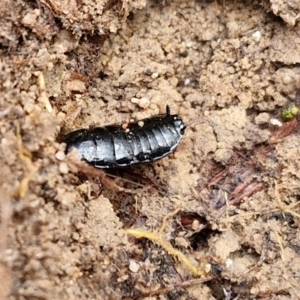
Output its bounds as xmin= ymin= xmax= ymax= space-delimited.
xmin=1 ymin=0 xmax=300 ymax=299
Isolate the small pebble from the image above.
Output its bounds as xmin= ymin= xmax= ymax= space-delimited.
xmin=72 ymin=232 xmax=80 ymax=241
xmin=65 ymin=80 xmax=86 ymax=93
xmin=205 ymin=263 xmax=212 ymax=273
xmin=139 ymin=97 xmax=150 ymax=109
xmin=282 ymin=75 xmax=292 ymax=85
xmin=225 ymin=259 xmax=233 ymax=268
xmin=270 ymin=118 xmax=282 ymax=127
xmin=129 ymin=259 xmax=140 ymax=273
xmin=59 ymin=162 xmax=69 ymax=174
xmin=130 ymin=97 xmax=150 ymax=109
xmin=57 ymin=112 xmax=66 ymax=122
xmin=186 ymin=41 xmax=193 ymax=48
xmin=252 ymin=30 xmax=261 ymax=42
xmin=131 ymin=97 xmax=139 ymax=104
xmin=191 ymin=219 xmax=200 ymax=231
xmin=122 ymin=122 xmax=129 ymax=130
xmin=24 ymin=102 xmax=35 ymax=114
xmin=184 ymin=78 xmax=191 ymax=85
xmin=55 ymin=150 xmax=65 ymax=161
xmin=254 ymin=112 xmax=270 ymax=125
xmin=131 ymin=97 xmax=150 ymax=109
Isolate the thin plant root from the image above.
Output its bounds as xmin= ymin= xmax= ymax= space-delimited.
xmin=13 ymin=124 xmax=37 ymax=198
xmin=234 ymin=180 xmax=300 ymax=220
xmin=133 ymin=277 xmax=213 ymax=300
xmin=126 ymin=208 xmax=210 ymax=277
xmin=273 ymin=180 xmax=300 ymax=219
xmin=37 ymin=72 xmax=52 ymax=113
xmin=272 ymin=224 xmax=285 ymax=261
xmin=269 ymin=118 xmax=298 ymax=144
xmin=229 ymin=182 xmax=263 ymax=205
xmin=69 ymin=159 xmax=152 ymax=194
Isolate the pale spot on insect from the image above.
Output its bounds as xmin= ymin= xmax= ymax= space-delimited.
xmin=138 ymin=121 xmax=144 ymax=127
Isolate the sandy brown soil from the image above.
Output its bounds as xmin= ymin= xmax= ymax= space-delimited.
xmin=1 ymin=0 xmax=300 ymax=299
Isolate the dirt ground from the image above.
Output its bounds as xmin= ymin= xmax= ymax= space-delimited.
xmin=1 ymin=0 xmax=300 ymax=299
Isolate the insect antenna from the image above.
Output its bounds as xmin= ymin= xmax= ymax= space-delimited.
xmin=166 ymin=105 xmax=171 ymax=116
xmin=105 ymin=170 xmax=169 ymax=196
xmin=69 ymin=159 xmax=169 ymax=195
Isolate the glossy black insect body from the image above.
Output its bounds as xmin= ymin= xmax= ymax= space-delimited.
xmin=64 ymin=106 xmax=186 ymax=168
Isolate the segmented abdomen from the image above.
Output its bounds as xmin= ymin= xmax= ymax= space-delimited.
xmin=64 ymin=107 xmax=186 ymax=168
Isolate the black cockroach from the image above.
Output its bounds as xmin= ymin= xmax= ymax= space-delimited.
xmin=63 ymin=106 xmax=186 ymax=168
